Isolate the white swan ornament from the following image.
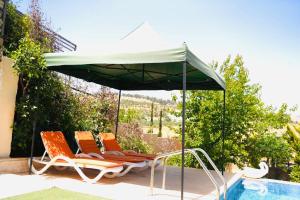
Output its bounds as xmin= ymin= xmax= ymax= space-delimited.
xmin=243 ymin=162 xmax=269 ymax=179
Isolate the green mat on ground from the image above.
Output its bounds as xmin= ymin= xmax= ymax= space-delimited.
xmin=2 ymin=187 xmax=109 ymax=200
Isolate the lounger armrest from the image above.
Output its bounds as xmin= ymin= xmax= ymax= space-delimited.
xmin=123 ymin=150 xmax=137 ymax=154
xmin=104 ymin=151 xmax=125 ymax=156
xmin=75 ymin=153 xmax=93 ymax=158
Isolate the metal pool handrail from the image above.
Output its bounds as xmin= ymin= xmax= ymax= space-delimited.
xmin=149 ymin=149 xmax=224 ymax=200
xmin=193 ymin=148 xmax=227 ymax=200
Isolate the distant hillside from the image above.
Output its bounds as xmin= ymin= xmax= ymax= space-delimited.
xmin=122 ymin=93 xmax=175 ymax=105
xmin=120 ymin=94 xmax=180 ymax=137
xmin=121 ymin=95 xmax=177 ymax=117
xmin=69 ymin=86 xmax=180 ymax=137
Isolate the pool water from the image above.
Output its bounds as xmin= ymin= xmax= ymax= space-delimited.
xmin=223 ymin=178 xmax=300 ymax=200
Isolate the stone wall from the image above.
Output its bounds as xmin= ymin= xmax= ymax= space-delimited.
xmin=0 ymin=158 xmax=29 ymax=173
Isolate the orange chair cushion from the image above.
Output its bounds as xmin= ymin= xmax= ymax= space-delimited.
xmin=54 ymin=157 xmax=123 ymax=168
xmin=42 ymin=131 xmax=124 ymax=168
xmin=73 ymin=158 xmax=123 ymax=168
xmin=41 ymin=131 xmax=75 ymax=159
xmin=75 ymin=131 xmax=94 ymax=140
xmin=78 ymin=140 xmax=101 ymax=154
xmin=76 ymin=131 xmax=146 ymax=163
xmin=75 ymin=131 xmax=101 ymax=154
xmin=101 ymin=154 xmax=146 ymax=163
xmin=100 ymin=132 xmax=156 ymax=160
xmin=123 ymin=152 xmax=156 ymax=160
xmin=100 ymin=133 xmax=122 ymax=152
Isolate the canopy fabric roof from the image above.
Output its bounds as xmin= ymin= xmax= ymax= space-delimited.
xmin=44 ymin=23 xmax=225 ymax=91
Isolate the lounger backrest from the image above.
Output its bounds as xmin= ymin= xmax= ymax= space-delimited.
xmin=75 ymin=131 xmax=101 ymax=154
xmin=99 ymin=132 xmax=122 ymax=152
xmin=41 ymin=131 xmax=75 ymax=159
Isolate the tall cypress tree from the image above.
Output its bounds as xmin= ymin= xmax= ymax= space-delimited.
xmin=158 ymin=110 xmax=162 ymax=137
xmin=149 ymin=102 xmax=154 ymax=133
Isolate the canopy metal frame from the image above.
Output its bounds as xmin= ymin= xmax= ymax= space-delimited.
xmin=115 ymin=90 xmax=122 ymax=139
xmin=181 ymin=61 xmax=187 ymax=199
xmin=30 ymin=45 xmax=226 ymax=200
xmin=112 ymin=61 xmax=226 ymax=199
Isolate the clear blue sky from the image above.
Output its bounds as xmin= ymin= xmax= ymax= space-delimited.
xmin=13 ymin=0 xmax=300 ymax=112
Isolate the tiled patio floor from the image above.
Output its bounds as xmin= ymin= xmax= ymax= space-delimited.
xmin=0 ymin=165 xmax=241 ymax=200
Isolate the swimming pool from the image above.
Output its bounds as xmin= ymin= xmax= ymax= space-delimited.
xmin=222 ymin=178 xmax=300 ymax=200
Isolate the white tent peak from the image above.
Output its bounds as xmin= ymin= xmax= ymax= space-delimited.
xmin=120 ymin=21 xmax=152 ymax=40
xmin=75 ymin=22 xmax=179 ymax=54
xmin=116 ymin=22 xmax=174 ymax=52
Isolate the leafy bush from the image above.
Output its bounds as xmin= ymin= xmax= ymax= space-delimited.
xmin=6 ymin=2 xmax=117 ymax=156
xmin=119 ymin=108 xmax=141 ymax=123
xmin=117 ymin=123 xmax=151 ymax=153
xmin=75 ymin=87 xmax=117 ymax=133
xmin=142 ymin=134 xmax=180 ymax=154
xmin=249 ymin=133 xmax=292 ymax=168
xmin=4 ymin=4 xmax=30 ymax=54
xmin=290 ymin=165 xmax=300 ymax=183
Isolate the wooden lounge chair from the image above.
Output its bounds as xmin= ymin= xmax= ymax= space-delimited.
xmin=75 ymin=131 xmax=147 ymax=176
xmin=99 ymin=132 xmax=156 ymax=160
xmin=30 ymin=131 xmax=124 ymax=183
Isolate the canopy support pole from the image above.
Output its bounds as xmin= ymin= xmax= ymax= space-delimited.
xmin=29 ymin=94 xmax=39 ymax=175
xmin=29 ymin=116 xmax=37 ymax=174
xmin=115 ymin=90 xmax=122 ymax=139
xmin=142 ymin=64 xmax=145 ymax=82
xmin=181 ymin=61 xmax=187 ymax=200
xmin=222 ymin=90 xmax=226 ymax=175
xmin=29 ymin=95 xmax=39 ymax=174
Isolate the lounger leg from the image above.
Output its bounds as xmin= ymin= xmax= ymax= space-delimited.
xmin=29 ymin=158 xmax=56 ymax=175
xmin=54 ymin=166 xmax=69 ymax=171
xmin=87 ymin=153 xmax=148 ymax=177
xmin=115 ymin=161 xmax=147 ymax=177
xmin=131 ymin=164 xmax=148 ymax=172
xmin=75 ymin=168 xmax=108 ymax=183
xmin=104 ymin=172 xmax=120 ymax=178
xmin=29 ymin=156 xmax=122 ymax=183
xmin=148 ymin=159 xmax=161 ymax=168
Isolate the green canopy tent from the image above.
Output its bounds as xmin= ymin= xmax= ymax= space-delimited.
xmin=29 ymin=23 xmax=226 ymax=200
xmin=45 ymin=44 xmax=224 ymax=90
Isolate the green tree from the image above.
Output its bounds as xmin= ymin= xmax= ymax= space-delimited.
xmin=285 ymin=122 xmax=300 ymax=182
xmin=6 ymin=1 xmax=117 ymax=156
xmin=176 ymin=55 xmax=291 ymax=169
xmin=148 ymin=102 xmax=154 ymax=134
xmin=4 ymin=4 xmax=29 ymax=54
xmin=249 ymin=133 xmax=292 ymax=167
xmin=119 ymin=108 xmax=141 ymax=123
xmin=158 ymin=110 xmax=162 ymax=137
xmin=290 ymin=166 xmax=300 ymax=183
xmin=10 ymin=35 xmax=47 ymax=95
xmin=118 ymin=123 xmax=151 ymax=153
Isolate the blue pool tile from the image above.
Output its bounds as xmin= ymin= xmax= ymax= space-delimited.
xmin=221 ymin=179 xmax=300 ymax=200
